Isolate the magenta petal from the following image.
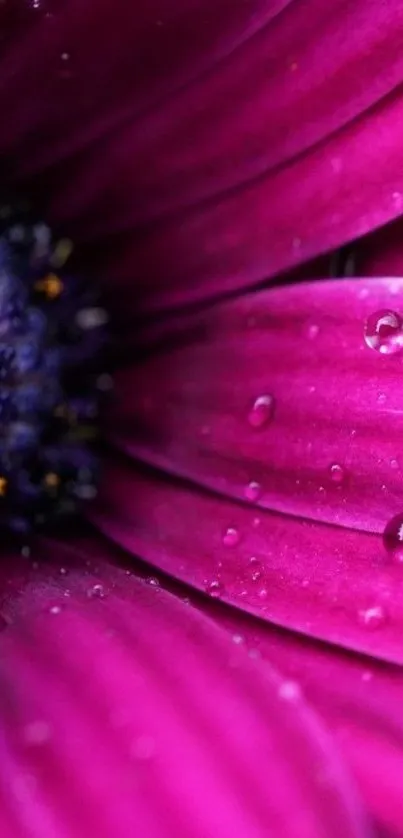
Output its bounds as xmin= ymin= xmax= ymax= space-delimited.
xmin=0 ymin=0 xmax=285 ymax=173
xmin=196 ymin=599 xmax=403 ymax=838
xmin=91 ymin=455 xmax=403 ymax=664
xmin=0 ymin=570 xmax=369 ymax=838
xmin=107 ymin=277 xmax=403 ymax=535
xmin=56 ymin=0 xmax=403 ymax=228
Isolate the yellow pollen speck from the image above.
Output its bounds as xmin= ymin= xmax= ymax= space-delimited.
xmin=35 ymin=273 xmax=64 ymax=299
xmin=0 ymin=477 xmax=7 ymax=496
xmin=50 ymin=239 xmax=73 ymax=268
xmin=44 ymin=473 xmax=60 ymax=489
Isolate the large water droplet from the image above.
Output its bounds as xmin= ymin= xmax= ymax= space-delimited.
xmin=329 ymin=463 xmax=346 ymax=484
xmin=383 ymin=513 xmax=403 ymax=563
xmin=205 ymin=579 xmax=223 ymax=598
xmin=244 ymin=481 xmax=262 ymax=502
xmin=364 ymin=310 xmax=403 ymax=354
xmin=247 ymin=395 xmax=274 ymax=429
xmin=358 ymin=604 xmax=387 ymax=629
xmin=223 ymin=526 xmax=240 ymax=547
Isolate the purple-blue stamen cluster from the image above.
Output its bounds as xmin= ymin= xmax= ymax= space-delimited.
xmin=0 ymin=203 xmax=108 ymax=534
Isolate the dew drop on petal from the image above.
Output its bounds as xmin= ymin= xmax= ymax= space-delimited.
xmin=383 ymin=513 xmax=403 ymax=563
xmin=358 ymin=604 xmax=387 ymax=629
xmin=146 ymin=577 xmax=160 ymax=588
xmin=364 ymin=310 xmax=403 ymax=354
xmin=329 ymin=463 xmax=346 ymax=484
xmin=205 ymin=579 xmax=223 ymax=598
xmin=87 ymin=583 xmax=106 ymax=599
xmin=244 ymin=481 xmax=262 ymax=502
xmin=49 ymin=605 xmax=61 ymax=615
xmin=247 ymin=394 xmax=274 ymax=429
xmin=232 ymin=634 xmax=244 ymax=645
xmin=258 ymin=587 xmax=268 ymax=600
xmin=223 ymin=526 xmax=240 ymax=547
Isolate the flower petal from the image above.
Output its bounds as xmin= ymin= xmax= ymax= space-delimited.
xmin=107 ymin=277 xmax=403 ymax=535
xmin=0 ymin=0 xmax=285 ymax=172
xmin=37 ymin=0 xmax=403 ymax=229
xmin=94 ymin=276 xmax=403 ymax=664
xmin=195 ymin=597 xmax=403 ymax=838
xmin=91 ymin=453 xmax=403 ymax=665
xmin=0 ymin=562 xmax=369 ymax=838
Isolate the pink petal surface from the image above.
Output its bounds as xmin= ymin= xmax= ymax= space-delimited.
xmin=108 ymin=277 xmax=403 ymax=535
xmin=91 ymin=452 xmax=403 ymax=664
xmin=195 ymin=598 xmax=403 ymax=838
xmin=37 ymin=0 xmax=403 ymax=229
xmin=0 ymin=549 xmax=369 ymax=838
xmin=83 ymin=85 xmax=403 ymax=315
xmin=0 ymin=0 xmax=288 ymax=174
xmin=0 ymin=2 xmax=403 ymax=315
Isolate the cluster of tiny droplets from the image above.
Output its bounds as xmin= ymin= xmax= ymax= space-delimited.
xmin=0 ymin=201 xmax=109 ymax=534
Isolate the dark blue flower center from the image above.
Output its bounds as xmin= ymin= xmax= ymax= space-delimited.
xmin=0 ymin=203 xmax=108 ymax=534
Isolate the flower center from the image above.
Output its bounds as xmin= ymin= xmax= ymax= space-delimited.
xmin=0 ymin=203 xmax=108 ymax=534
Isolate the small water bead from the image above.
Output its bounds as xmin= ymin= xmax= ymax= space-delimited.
xmin=49 ymin=605 xmax=61 ymax=615
xmin=329 ymin=463 xmax=346 ymax=484
xmin=244 ymin=481 xmax=262 ymax=502
xmin=232 ymin=634 xmax=245 ymax=645
xmin=247 ymin=394 xmax=274 ymax=429
xmin=358 ymin=604 xmax=387 ymax=629
xmin=205 ymin=579 xmax=223 ymax=598
xmin=364 ymin=310 xmax=403 ymax=355
xmin=383 ymin=513 xmax=403 ymax=563
xmin=87 ymin=583 xmax=105 ymax=599
xmin=223 ymin=526 xmax=240 ymax=547
xmin=146 ymin=577 xmax=160 ymax=588
xmin=249 ymin=556 xmax=263 ymax=582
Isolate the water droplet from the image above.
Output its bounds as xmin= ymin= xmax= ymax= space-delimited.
xmin=249 ymin=557 xmax=263 ymax=582
xmin=87 ymin=583 xmax=105 ymax=599
xmin=21 ymin=545 xmax=31 ymax=558
xmin=146 ymin=577 xmax=160 ymax=588
xmin=258 ymin=587 xmax=268 ymax=600
xmin=383 ymin=513 xmax=403 ymax=563
xmin=49 ymin=605 xmax=61 ymax=615
xmin=205 ymin=580 xmax=223 ymax=598
xmin=232 ymin=634 xmax=244 ymax=645
xmin=329 ymin=463 xmax=346 ymax=484
xmin=391 ymin=458 xmax=399 ymax=470
xmin=61 ymin=52 xmax=70 ymax=61
xmin=364 ymin=310 xmax=403 ymax=355
xmin=361 ymin=670 xmax=373 ymax=682
xmin=59 ymin=567 xmax=67 ymax=575
xmin=358 ymin=605 xmax=387 ymax=629
xmin=278 ymin=680 xmax=301 ymax=701
xmin=377 ymin=392 xmax=387 ymax=404
xmin=248 ymin=394 xmax=274 ymax=429
xmin=244 ymin=481 xmax=262 ymax=502
xmin=223 ymin=527 xmax=240 ymax=547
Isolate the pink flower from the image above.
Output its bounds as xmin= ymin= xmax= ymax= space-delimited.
xmin=1 ymin=0 xmax=403 ymax=835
